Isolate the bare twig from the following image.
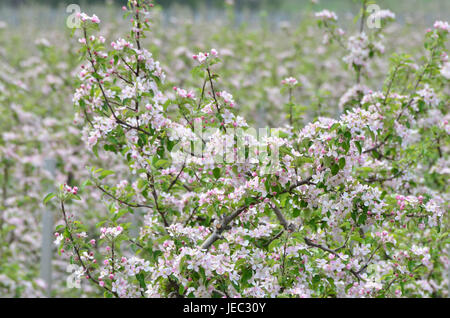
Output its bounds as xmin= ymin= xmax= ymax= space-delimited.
xmin=96 ymin=184 xmax=153 ymax=209
xmin=200 ymin=176 xmax=313 ymax=250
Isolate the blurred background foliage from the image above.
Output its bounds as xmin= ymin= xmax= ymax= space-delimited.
xmin=2 ymin=0 xmax=450 ymax=12
xmin=1 ymin=0 xmax=449 ymax=28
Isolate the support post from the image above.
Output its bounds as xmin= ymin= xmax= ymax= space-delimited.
xmin=40 ymin=158 xmax=56 ymax=297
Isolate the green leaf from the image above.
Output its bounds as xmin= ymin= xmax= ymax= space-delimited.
xmin=264 ymin=177 xmax=271 ymax=192
xmin=338 ymin=157 xmax=346 ymax=169
xmin=235 ymin=258 xmax=247 ymax=269
xmin=372 ymin=150 xmax=381 ymax=159
xmin=342 ymin=141 xmax=350 ymax=154
xmin=137 ymin=178 xmax=147 ymax=190
xmin=244 ymin=197 xmax=257 ymax=206
xmin=344 ymin=131 xmax=352 ymax=141
xmin=99 ymin=170 xmax=115 ymax=180
xmin=43 ymin=193 xmax=55 ymax=205
xmin=213 ymin=167 xmax=221 ymax=179
xmin=358 ymin=212 xmax=367 ymax=225
xmin=178 ymin=284 xmax=185 ymax=296
xmin=279 ymin=193 xmax=289 ymax=208
xmin=331 ymin=164 xmax=339 ymax=176
xmin=136 ymin=273 xmax=147 ymax=291
xmin=355 ymin=141 xmax=362 ymax=155
xmin=81 ymin=179 xmax=94 ymax=187
xmin=154 ymin=159 xmax=169 ymax=169
xmin=268 ymin=238 xmax=280 ymax=251
xmin=241 ymin=268 xmax=253 ymax=285
xmin=312 ymin=275 xmax=321 ymax=285
xmin=92 ymin=144 xmax=99 ymax=158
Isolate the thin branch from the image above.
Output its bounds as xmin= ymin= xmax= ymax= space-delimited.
xmin=147 ymin=173 xmax=169 ymax=227
xmin=167 ymin=163 xmax=186 ymax=192
xmin=263 ymin=230 xmax=285 ymax=247
xmin=197 ymin=77 xmax=208 ymax=110
xmin=128 ymin=239 xmax=144 ymax=249
xmin=323 ymin=21 xmax=346 ymax=49
xmin=184 ymin=206 xmax=199 ymax=226
xmin=83 ymin=28 xmax=150 ymax=137
xmin=365 ymin=46 xmax=438 ymax=154
xmin=60 ymin=201 xmax=118 ymax=297
xmin=356 ymin=244 xmax=381 ymax=274
xmin=272 ymin=205 xmax=296 ymax=232
xmin=200 ymin=176 xmax=313 ymax=250
xmin=200 ymin=204 xmax=248 ymax=250
xmin=383 ymin=64 xmax=401 ymax=105
xmin=359 ymin=0 xmax=367 ymax=34
xmin=304 ymin=237 xmax=362 ymax=281
xmin=206 ymin=67 xmax=227 ymax=133
xmin=280 ymin=231 xmax=291 ymax=286
xmin=96 ymin=184 xmax=153 ymax=209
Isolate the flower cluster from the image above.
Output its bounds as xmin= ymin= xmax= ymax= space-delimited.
xmin=434 ymin=21 xmax=449 ymax=32
xmin=76 ymin=13 xmax=101 ymax=24
xmin=193 ymin=49 xmax=219 ymax=64
xmin=281 ymin=77 xmax=298 ymax=86
xmin=315 ymin=10 xmax=338 ymax=22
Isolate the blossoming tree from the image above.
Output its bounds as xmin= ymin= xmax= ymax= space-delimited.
xmin=45 ymin=0 xmax=448 ymax=298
